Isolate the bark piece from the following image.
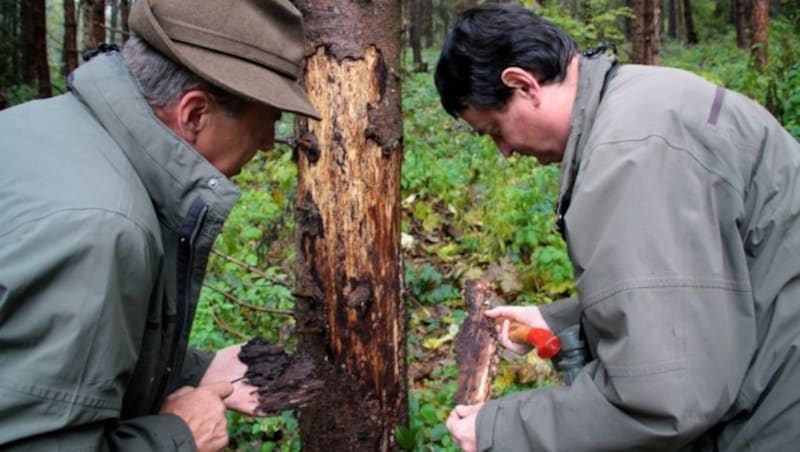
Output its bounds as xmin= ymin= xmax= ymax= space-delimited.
xmin=238 ymin=337 xmax=324 ymax=415
xmin=453 ymin=278 xmax=500 ymax=404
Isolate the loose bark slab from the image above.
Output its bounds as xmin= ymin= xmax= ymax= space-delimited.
xmin=238 ymin=337 xmax=324 ymax=415
xmin=454 ymin=278 xmax=500 ymax=405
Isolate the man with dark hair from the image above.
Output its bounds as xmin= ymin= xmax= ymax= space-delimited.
xmin=0 ymin=1 xmax=320 ymax=450
xmin=438 ymin=4 xmax=800 ymax=451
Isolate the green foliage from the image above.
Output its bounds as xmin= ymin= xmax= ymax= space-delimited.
xmin=520 ymin=0 xmax=633 ymax=52
xmin=660 ymin=18 xmax=800 ymax=141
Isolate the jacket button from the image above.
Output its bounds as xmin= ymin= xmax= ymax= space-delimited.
xmin=208 ymin=178 xmax=219 ymax=189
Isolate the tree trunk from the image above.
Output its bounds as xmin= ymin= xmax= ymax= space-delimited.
xmin=293 ymin=1 xmax=406 ymax=451
xmin=750 ymin=0 xmax=769 ymax=71
xmin=421 ymin=0 xmax=434 ymax=49
xmin=80 ymin=0 xmax=105 ymax=52
xmin=733 ymin=0 xmax=748 ymax=48
xmin=631 ymin=0 xmax=661 ymax=64
xmin=683 ymin=0 xmax=698 ymax=44
xmin=91 ymin=0 xmax=106 ymax=47
xmin=20 ymin=1 xmax=36 ymax=85
xmin=120 ymin=0 xmax=130 ymax=44
xmin=64 ymin=0 xmax=79 ymax=76
xmin=30 ymin=0 xmax=50 ymax=98
xmin=109 ymin=0 xmax=119 ymax=44
xmin=667 ymin=0 xmax=678 ymax=39
xmin=409 ymin=0 xmax=428 ymax=72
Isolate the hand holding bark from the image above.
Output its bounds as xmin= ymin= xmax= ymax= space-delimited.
xmin=484 ymin=305 xmax=548 ymax=354
xmin=200 ymin=343 xmax=261 ymax=415
xmin=446 ymin=403 xmax=483 ymax=452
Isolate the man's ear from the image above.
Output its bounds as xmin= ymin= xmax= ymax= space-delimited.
xmin=500 ymin=67 xmax=540 ymax=101
xmin=173 ymin=90 xmax=212 ymax=145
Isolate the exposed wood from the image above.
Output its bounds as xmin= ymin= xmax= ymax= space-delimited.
xmin=454 ymin=279 xmax=500 ymax=405
xmin=238 ymin=338 xmax=324 ymax=415
xmin=293 ymin=1 xmax=405 ymax=450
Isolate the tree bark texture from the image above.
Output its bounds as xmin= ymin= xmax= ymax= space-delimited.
xmin=454 ymin=279 xmax=499 ymax=405
xmin=631 ymin=0 xmax=661 ymax=64
xmin=293 ymin=1 xmax=406 ymax=450
xmin=750 ymin=0 xmax=769 ymax=71
xmin=64 ymin=0 xmax=79 ymax=76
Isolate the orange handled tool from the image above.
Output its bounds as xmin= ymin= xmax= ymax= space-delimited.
xmin=503 ymin=319 xmax=561 ymax=359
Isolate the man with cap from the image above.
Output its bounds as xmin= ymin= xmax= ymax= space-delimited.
xmin=0 ymin=0 xmax=320 ymax=450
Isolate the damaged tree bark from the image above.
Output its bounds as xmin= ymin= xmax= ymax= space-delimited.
xmin=454 ymin=279 xmax=500 ymax=404
xmin=292 ymin=1 xmax=406 ymax=450
xmin=238 ymin=337 xmax=324 ymax=414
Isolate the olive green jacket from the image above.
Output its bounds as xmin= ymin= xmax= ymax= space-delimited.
xmin=0 ymin=53 xmax=240 ymax=450
xmin=477 ymin=54 xmax=800 ymax=450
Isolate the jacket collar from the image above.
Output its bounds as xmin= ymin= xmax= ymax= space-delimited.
xmin=68 ymin=53 xmax=240 ymax=234
xmin=556 ymin=53 xmax=617 ymax=227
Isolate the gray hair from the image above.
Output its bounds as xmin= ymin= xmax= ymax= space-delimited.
xmin=122 ymin=33 xmax=252 ymax=116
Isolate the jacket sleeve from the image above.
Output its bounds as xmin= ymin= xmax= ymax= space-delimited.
xmin=179 ymin=348 xmax=214 ymax=387
xmin=538 ymin=297 xmax=580 ymax=333
xmin=0 ymin=210 xmax=196 ymax=451
xmin=476 ymin=137 xmax=755 ymax=450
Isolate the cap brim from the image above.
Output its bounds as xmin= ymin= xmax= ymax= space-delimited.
xmin=177 ymin=43 xmax=321 ymax=119
xmin=129 ymin=0 xmax=320 ymax=120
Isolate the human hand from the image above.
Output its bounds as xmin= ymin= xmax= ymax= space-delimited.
xmin=446 ymin=403 xmax=483 ymax=452
xmin=484 ymin=305 xmax=549 ymax=354
xmin=159 ymin=381 xmax=233 ymax=452
xmin=199 ymin=343 xmax=261 ymax=416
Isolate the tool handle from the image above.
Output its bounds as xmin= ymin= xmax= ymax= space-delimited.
xmin=506 ymin=320 xmax=561 ymax=359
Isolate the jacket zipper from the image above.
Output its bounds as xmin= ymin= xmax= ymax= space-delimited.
xmin=154 ymin=198 xmax=208 ymax=408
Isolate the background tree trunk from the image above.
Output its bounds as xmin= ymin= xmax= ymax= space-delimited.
xmin=750 ymin=0 xmax=769 ymax=71
xmin=30 ymin=0 xmax=50 ymax=98
xmin=120 ymin=0 xmax=130 ymax=44
xmin=20 ymin=1 xmax=36 ymax=85
xmin=409 ymin=0 xmax=428 ymax=72
xmin=421 ymin=0 xmax=434 ymax=49
xmin=293 ymin=1 xmax=406 ymax=450
xmin=667 ymin=0 xmax=678 ymax=39
xmin=80 ymin=0 xmax=105 ymax=52
xmin=109 ymin=0 xmax=119 ymax=44
xmin=64 ymin=0 xmax=79 ymax=76
xmin=683 ymin=0 xmax=699 ymax=44
xmin=733 ymin=0 xmax=748 ymax=48
xmin=631 ymin=0 xmax=661 ymax=64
